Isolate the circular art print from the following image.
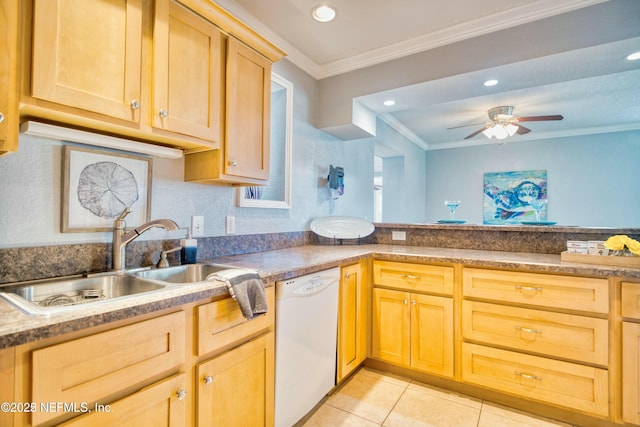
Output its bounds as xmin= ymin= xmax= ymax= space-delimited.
xmin=77 ymin=161 xmax=140 ymax=219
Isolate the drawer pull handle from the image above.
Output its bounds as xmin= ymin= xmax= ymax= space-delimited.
xmin=515 ymin=326 xmax=543 ymax=334
xmin=176 ymin=389 xmax=187 ymax=400
xmin=515 ymin=371 xmax=542 ymax=381
xmin=515 ymin=285 xmax=543 ymax=294
xmin=401 ymin=274 xmax=421 ymax=281
xmin=203 ymin=375 xmax=213 ymax=386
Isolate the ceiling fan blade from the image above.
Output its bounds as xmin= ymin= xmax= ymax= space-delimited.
xmin=447 ymin=122 xmax=486 ymax=130
xmin=517 ymin=115 xmax=564 ymax=122
xmin=464 ymin=127 xmax=488 ymax=139
xmin=516 ymin=125 xmax=531 ymax=135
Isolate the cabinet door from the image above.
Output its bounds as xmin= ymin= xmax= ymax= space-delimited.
xmin=152 ymin=0 xmax=223 ymax=143
xmin=59 ymin=374 xmax=187 ymax=427
xmin=411 ymin=294 xmax=454 ymax=377
xmin=225 ymin=37 xmax=271 ymax=180
xmin=31 ymin=0 xmax=142 ymax=123
xmin=372 ymin=288 xmax=410 ymax=366
xmin=623 ymin=322 xmax=640 ymax=424
xmin=0 ymin=0 xmax=19 ymax=155
xmin=337 ymin=262 xmax=368 ymax=382
xmin=32 ymin=311 xmax=185 ymax=425
xmin=197 ymin=332 xmax=274 ymax=427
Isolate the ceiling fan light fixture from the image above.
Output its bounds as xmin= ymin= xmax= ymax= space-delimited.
xmin=312 ymin=5 xmax=337 ymax=22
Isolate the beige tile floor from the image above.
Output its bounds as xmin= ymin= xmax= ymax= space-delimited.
xmin=302 ymin=368 xmax=575 ymax=427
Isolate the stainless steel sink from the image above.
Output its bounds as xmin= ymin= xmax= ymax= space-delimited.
xmin=134 ymin=263 xmax=237 ymax=284
xmin=0 ymin=274 xmax=167 ymax=316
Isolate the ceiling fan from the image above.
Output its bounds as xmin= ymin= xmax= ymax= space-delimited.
xmin=449 ymin=106 xmax=564 ymax=140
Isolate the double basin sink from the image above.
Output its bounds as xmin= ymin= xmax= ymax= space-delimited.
xmin=0 ymin=264 xmax=236 ymax=316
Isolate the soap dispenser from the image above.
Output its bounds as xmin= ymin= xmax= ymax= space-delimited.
xmin=180 ymin=230 xmax=198 ymax=264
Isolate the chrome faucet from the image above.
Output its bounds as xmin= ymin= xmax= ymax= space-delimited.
xmin=112 ymin=207 xmax=179 ymax=271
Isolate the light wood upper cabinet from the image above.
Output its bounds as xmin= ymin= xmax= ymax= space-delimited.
xmin=31 ymin=0 xmax=143 ymax=123
xmin=184 ymin=36 xmax=273 ymax=184
xmin=0 ymin=0 xmax=20 ymax=155
xmin=225 ymin=37 xmax=271 ymax=180
xmin=337 ymin=261 xmax=368 ymax=382
xmin=152 ymin=0 xmax=223 ymax=143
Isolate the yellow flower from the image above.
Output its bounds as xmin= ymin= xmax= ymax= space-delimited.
xmin=605 ymin=235 xmax=640 ymax=255
xmin=605 ymin=235 xmax=628 ymax=250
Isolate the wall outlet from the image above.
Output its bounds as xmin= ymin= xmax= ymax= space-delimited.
xmin=225 ymin=216 xmax=236 ymax=235
xmin=191 ymin=216 xmax=204 ymax=237
xmin=392 ymin=231 xmax=407 ymax=241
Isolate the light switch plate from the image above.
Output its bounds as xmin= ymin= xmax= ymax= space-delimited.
xmin=225 ymin=216 xmax=236 ymax=235
xmin=191 ymin=216 xmax=204 ymax=237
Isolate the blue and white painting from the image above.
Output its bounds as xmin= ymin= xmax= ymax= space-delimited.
xmin=483 ymin=170 xmax=547 ymax=224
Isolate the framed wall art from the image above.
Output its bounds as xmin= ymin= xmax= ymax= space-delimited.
xmin=62 ymin=146 xmax=152 ymax=232
xmin=483 ymin=169 xmax=547 ymax=224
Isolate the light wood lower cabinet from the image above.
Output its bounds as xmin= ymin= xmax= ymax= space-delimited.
xmin=372 ymin=288 xmax=454 ymax=377
xmin=462 ymin=300 xmax=608 ymax=365
xmin=31 ymin=311 xmax=185 ymax=426
xmin=462 ymin=343 xmax=609 ymax=416
xmin=622 ymin=282 xmax=640 ymax=424
xmin=59 ymin=373 xmax=188 ymax=427
xmin=196 ymin=332 xmax=274 ymax=427
xmin=337 ymin=261 xmax=368 ymax=382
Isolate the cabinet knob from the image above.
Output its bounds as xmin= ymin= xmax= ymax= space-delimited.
xmin=159 ymin=108 xmax=168 ymax=118
xmin=176 ymin=389 xmax=187 ymax=400
xmin=229 ymin=160 xmax=238 ymax=167
xmin=130 ymin=100 xmax=140 ymax=110
xmin=403 ymin=299 xmax=408 ymax=305
xmin=203 ymin=375 xmax=213 ymax=386
xmin=411 ymin=300 xmax=417 ymax=305
xmin=0 ymin=112 xmax=4 ymax=123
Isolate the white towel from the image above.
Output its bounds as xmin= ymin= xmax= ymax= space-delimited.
xmin=207 ymin=268 xmax=268 ymax=319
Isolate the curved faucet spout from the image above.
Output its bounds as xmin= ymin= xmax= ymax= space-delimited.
xmin=112 ymin=214 xmax=180 ymax=271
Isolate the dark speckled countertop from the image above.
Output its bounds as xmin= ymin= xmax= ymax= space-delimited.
xmin=1 ymin=244 xmax=639 ymax=349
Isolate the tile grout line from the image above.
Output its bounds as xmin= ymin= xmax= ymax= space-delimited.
xmin=380 ymin=379 xmax=412 ymax=426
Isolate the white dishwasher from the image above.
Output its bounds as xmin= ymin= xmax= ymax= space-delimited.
xmin=274 ymin=267 xmax=340 ymax=427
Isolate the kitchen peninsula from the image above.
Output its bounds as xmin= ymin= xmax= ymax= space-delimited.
xmin=1 ymin=223 xmax=640 ymax=426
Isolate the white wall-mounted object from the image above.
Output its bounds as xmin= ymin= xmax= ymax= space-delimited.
xmin=237 ymin=72 xmax=292 ymax=209
xmin=20 ymin=121 xmax=184 ymax=159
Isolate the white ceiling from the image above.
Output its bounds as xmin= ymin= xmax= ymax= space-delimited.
xmin=219 ymin=0 xmax=640 ymax=150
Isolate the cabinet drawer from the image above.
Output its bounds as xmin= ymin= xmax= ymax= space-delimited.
xmin=463 ymin=268 xmax=608 ymax=313
xmin=622 ymin=282 xmax=640 ymax=320
xmin=462 ymin=301 xmax=608 ymax=365
xmin=461 ymin=343 xmax=608 ymax=416
xmin=197 ymin=285 xmax=274 ymax=356
xmin=59 ymin=373 xmax=187 ymax=426
xmin=373 ymin=261 xmax=453 ymax=295
xmin=32 ymin=311 xmax=185 ymax=425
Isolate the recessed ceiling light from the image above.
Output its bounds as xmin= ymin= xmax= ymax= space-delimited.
xmin=383 ymin=100 xmax=396 ymax=106
xmin=312 ymin=5 xmax=337 ymax=23
xmin=627 ymin=51 xmax=640 ymax=61
xmin=484 ymin=79 xmax=499 ymax=87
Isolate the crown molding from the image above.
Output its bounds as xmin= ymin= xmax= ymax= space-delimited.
xmin=379 ymin=114 xmax=429 ymax=150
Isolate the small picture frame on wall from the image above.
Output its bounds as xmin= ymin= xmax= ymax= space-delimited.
xmin=483 ymin=169 xmax=547 ymax=224
xmin=62 ymin=146 xmax=152 ymax=232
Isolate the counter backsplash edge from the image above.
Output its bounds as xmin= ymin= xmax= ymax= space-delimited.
xmin=2 ymin=226 xmax=638 ymax=284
